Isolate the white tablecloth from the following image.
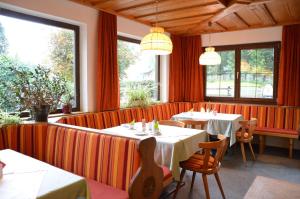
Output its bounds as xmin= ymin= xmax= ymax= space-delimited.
xmin=172 ymin=112 xmax=243 ymax=146
xmin=102 ymin=123 xmax=207 ymax=180
xmin=0 ymin=149 xmax=88 ymax=199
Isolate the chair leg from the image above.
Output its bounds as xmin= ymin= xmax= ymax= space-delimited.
xmin=248 ymin=142 xmax=256 ymax=161
xmin=190 ymin=172 xmax=196 ymax=192
xmin=173 ymin=169 xmax=186 ymax=199
xmin=259 ymin=135 xmax=265 ymax=154
xmin=240 ymin=142 xmax=247 ymax=163
xmin=289 ymin=138 xmax=293 ymax=159
xmin=214 ymin=172 xmax=226 ymax=199
xmin=202 ymin=174 xmax=210 ymax=199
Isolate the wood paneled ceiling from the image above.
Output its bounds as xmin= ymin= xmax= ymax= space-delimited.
xmin=71 ymin=0 xmax=300 ymax=35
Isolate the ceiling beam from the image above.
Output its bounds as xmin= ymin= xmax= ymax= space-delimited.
xmin=179 ymin=19 xmax=300 ymax=36
xmin=262 ymin=4 xmax=277 ymax=24
xmin=115 ymin=0 xmax=170 ymax=12
xmin=234 ymin=12 xmax=250 ymax=26
xmin=134 ymin=1 xmax=219 ymax=19
xmin=215 ymin=22 xmax=228 ymax=30
xmin=154 ymin=12 xmax=216 ymax=24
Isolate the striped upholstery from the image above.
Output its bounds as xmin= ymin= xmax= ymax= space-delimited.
xmin=193 ymin=102 xmax=300 ymax=130
xmin=0 ymin=123 xmax=48 ymax=161
xmin=57 ymin=102 xmax=193 ymax=129
xmin=44 ymin=124 xmax=141 ymax=191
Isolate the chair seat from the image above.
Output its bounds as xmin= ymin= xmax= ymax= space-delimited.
xmin=255 ymin=127 xmax=298 ymax=136
xmin=179 ymin=154 xmax=215 ymax=171
xmin=162 ymin=166 xmax=173 ymax=187
xmin=87 ymin=179 xmax=129 ymax=199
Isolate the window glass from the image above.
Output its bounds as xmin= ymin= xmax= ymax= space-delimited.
xmin=240 ymin=48 xmax=274 ymax=98
xmin=0 ymin=11 xmax=79 ymax=112
xmin=118 ymin=38 xmax=159 ymax=107
xmin=206 ymin=50 xmax=235 ymax=97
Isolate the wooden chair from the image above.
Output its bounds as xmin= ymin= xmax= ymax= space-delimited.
xmin=129 ymin=137 xmax=164 ymax=199
xmin=236 ymin=118 xmax=257 ymax=163
xmin=180 ymin=120 xmax=208 ymax=130
xmin=159 ymin=120 xmax=185 ymax=128
xmin=173 ymin=134 xmax=227 ymax=199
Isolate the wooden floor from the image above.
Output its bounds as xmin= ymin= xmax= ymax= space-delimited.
xmin=163 ymin=146 xmax=300 ymax=199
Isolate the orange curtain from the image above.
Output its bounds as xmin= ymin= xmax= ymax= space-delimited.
xmin=169 ymin=35 xmax=204 ymax=102
xmin=96 ymin=11 xmax=120 ymax=111
xmin=278 ymin=24 xmax=300 ymax=106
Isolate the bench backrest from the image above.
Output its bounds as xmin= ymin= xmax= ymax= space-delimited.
xmin=57 ymin=102 xmax=192 ymax=129
xmin=0 ymin=123 xmax=141 ymax=191
xmin=193 ymin=102 xmax=300 ymax=130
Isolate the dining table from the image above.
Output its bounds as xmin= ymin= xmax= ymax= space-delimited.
xmin=0 ymin=149 xmax=89 ymax=199
xmin=102 ymin=122 xmax=207 ymax=181
xmin=172 ymin=111 xmax=244 ymax=146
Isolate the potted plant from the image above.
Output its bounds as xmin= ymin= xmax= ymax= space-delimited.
xmin=0 ymin=111 xmax=21 ymax=127
xmin=62 ymin=93 xmax=73 ymax=114
xmin=4 ymin=65 xmax=67 ymax=122
xmin=127 ymin=86 xmax=151 ymax=108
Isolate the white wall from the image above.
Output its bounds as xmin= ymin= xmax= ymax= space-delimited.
xmin=201 ymin=26 xmax=282 ymax=46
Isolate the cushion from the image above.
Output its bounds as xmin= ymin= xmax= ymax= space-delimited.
xmin=255 ymin=127 xmax=298 ymax=135
xmin=161 ymin=166 xmax=173 ymax=187
xmin=180 ymin=154 xmax=215 ymax=170
xmin=87 ymin=179 xmax=129 ymax=199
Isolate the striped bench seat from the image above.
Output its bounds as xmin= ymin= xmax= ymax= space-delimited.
xmin=193 ymin=102 xmax=300 ymax=158
xmin=56 ymin=102 xmax=193 ymax=129
xmin=0 ymin=123 xmax=173 ymax=198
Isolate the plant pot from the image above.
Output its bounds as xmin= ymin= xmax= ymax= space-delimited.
xmin=32 ymin=105 xmax=50 ymax=122
xmin=62 ymin=103 xmax=72 ymax=114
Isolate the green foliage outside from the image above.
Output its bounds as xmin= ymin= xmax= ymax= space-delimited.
xmin=0 ymin=22 xmax=8 ymax=55
xmin=0 ymin=22 xmax=75 ymax=113
xmin=117 ymin=40 xmax=138 ymax=80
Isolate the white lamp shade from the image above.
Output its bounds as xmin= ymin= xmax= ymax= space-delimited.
xmin=140 ymin=27 xmax=173 ymax=55
xmin=199 ymin=47 xmax=221 ymax=65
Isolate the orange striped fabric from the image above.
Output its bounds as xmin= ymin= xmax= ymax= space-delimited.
xmin=45 ymin=125 xmax=59 ymax=165
xmin=0 ymin=128 xmax=4 ymax=150
xmin=94 ymin=113 xmax=105 ymax=129
xmin=143 ymin=106 xmax=154 ymax=122
xmin=131 ymin=108 xmax=143 ymax=122
xmin=110 ymin=111 xmax=120 ymax=127
xmin=0 ymin=124 xmax=48 ymax=161
xmin=75 ymin=115 xmax=87 ymax=127
xmin=61 ymin=128 xmax=77 ymax=172
xmin=123 ymin=109 xmax=133 ymax=123
xmin=86 ymin=114 xmax=96 ymax=128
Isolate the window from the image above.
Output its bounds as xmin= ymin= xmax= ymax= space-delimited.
xmin=205 ymin=42 xmax=280 ymax=103
xmin=117 ymin=36 xmax=160 ymax=107
xmin=0 ymin=8 xmax=80 ymax=113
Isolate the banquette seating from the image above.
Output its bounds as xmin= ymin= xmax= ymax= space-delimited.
xmin=57 ymin=102 xmax=300 ymax=158
xmin=0 ymin=123 xmax=173 ymax=199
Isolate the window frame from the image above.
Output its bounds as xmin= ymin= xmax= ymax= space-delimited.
xmin=117 ymin=35 xmax=161 ymax=103
xmin=204 ymin=41 xmax=280 ymax=104
xmin=0 ymin=8 xmax=80 ymax=113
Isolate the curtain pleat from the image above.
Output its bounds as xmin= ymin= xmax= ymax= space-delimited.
xmin=278 ymin=24 xmax=300 ymax=106
xmin=169 ymin=35 xmax=204 ymax=102
xmin=96 ymin=11 xmax=120 ymax=111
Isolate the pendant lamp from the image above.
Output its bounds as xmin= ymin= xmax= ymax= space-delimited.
xmin=140 ymin=0 xmax=173 ymax=55
xmin=199 ymin=22 xmax=221 ymax=65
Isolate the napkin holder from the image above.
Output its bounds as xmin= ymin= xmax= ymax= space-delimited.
xmin=0 ymin=161 xmax=5 ymax=179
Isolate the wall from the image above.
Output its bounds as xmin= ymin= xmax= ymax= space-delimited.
xmin=201 ymin=26 xmax=282 ymax=46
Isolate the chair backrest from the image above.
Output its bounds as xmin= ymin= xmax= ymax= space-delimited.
xmin=239 ymin=118 xmax=257 ymax=141
xmin=180 ymin=120 xmax=208 ymax=130
xmin=199 ymin=134 xmax=227 ymax=170
xmin=159 ymin=120 xmax=185 ymax=128
xmin=129 ymin=137 xmax=163 ymax=199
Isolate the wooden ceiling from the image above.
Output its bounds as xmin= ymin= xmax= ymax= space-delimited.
xmin=71 ymin=0 xmax=300 ymax=35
